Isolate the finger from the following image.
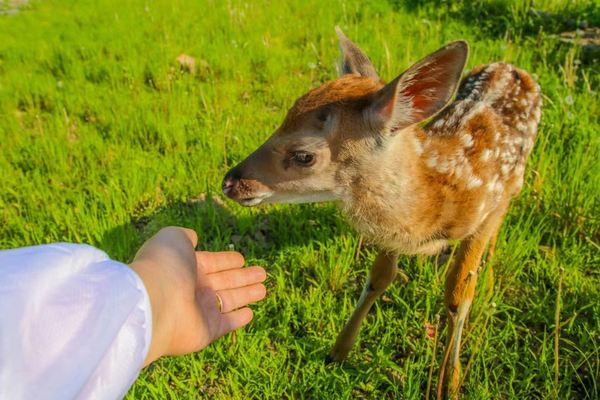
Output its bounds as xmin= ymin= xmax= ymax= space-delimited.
xmin=217 ymin=307 xmax=253 ymax=339
xmin=206 ymin=266 xmax=266 ymax=291
xmin=216 ymin=283 xmax=266 ymax=313
xmin=196 ymin=251 xmax=244 ymax=273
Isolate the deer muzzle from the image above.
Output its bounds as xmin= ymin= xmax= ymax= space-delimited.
xmin=222 ymin=164 xmax=272 ymax=207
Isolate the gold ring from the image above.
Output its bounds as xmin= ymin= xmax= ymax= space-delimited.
xmin=216 ymin=293 xmax=223 ymax=313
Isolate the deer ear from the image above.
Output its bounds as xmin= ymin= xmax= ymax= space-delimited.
xmin=367 ymin=41 xmax=469 ymax=133
xmin=335 ymin=26 xmax=379 ymax=79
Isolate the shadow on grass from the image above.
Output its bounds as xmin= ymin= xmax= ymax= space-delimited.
xmin=390 ymin=0 xmax=600 ymax=38
xmin=99 ymin=193 xmax=353 ymax=263
xmin=391 ymin=0 xmax=600 ymax=71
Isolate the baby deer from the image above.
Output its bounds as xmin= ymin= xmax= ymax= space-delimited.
xmin=223 ymin=28 xmax=541 ymax=398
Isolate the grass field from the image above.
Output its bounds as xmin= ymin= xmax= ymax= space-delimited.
xmin=1 ymin=0 xmax=599 ymax=398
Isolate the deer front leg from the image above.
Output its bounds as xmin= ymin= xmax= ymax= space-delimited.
xmin=437 ymin=212 xmax=505 ymax=399
xmin=326 ymin=250 xmax=399 ymax=363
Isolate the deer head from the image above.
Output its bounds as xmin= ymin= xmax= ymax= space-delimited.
xmin=222 ymin=28 xmax=468 ymax=207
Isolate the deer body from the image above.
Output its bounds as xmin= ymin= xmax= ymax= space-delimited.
xmin=341 ymin=62 xmax=541 ymax=256
xmin=223 ymin=29 xmax=540 ymax=399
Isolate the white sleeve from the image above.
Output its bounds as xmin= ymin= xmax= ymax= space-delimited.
xmin=0 ymin=243 xmax=152 ymax=400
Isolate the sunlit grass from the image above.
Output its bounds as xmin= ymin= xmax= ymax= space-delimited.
xmin=1 ymin=0 xmax=598 ymax=398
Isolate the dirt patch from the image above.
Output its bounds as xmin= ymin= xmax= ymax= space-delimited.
xmin=0 ymin=0 xmax=30 ymax=15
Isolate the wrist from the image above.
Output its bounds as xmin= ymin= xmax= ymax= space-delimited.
xmin=129 ymin=259 xmax=172 ymax=367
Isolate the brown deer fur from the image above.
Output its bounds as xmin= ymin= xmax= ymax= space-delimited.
xmin=223 ymin=28 xmax=541 ymax=398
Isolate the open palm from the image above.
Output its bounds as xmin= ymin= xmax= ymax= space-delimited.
xmin=130 ymin=227 xmax=266 ymax=365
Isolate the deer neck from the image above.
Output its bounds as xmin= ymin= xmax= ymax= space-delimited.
xmin=338 ymin=127 xmax=433 ymax=252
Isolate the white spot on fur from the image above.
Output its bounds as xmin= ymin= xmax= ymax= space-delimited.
xmin=512 ymin=135 xmax=523 ymax=145
xmin=514 ymin=164 xmax=525 ymax=177
xmin=413 ymin=137 xmax=424 ymax=156
xmin=466 ymin=175 xmax=483 ymax=189
xmin=454 ymin=163 xmax=464 ymax=178
xmin=425 ymin=150 xmax=439 ymax=169
xmin=432 ymin=119 xmax=445 ymax=129
xmin=487 ymin=66 xmax=512 ymax=103
xmin=486 ymin=174 xmax=503 ymax=193
xmin=446 ymin=113 xmax=460 ymax=128
xmin=453 ymin=149 xmax=466 ymax=166
xmin=495 ymin=180 xmax=504 ymax=192
xmin=460 ymin=133 xmax=474 ymax=148
xmin=480 ymin=149 xmax=492 ymax=162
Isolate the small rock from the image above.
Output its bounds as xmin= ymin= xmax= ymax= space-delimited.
xmin=176 ymin=54 xmax=196 ymax=74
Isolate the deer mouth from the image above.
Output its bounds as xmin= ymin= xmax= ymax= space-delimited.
xmin=236 ymin=192 xmax=273 ymax=207
xmin=223 ymin=186 xmax=272 ymax=207
xmin=238 ymin=196 xmax=264 ymax=206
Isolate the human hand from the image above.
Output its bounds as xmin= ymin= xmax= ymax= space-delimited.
xmin=129 ymin=227 xmax=267 ymax=366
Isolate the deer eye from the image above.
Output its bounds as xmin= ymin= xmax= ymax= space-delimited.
xmin=291 ymin=151 xmax=316 ymax=167
xmin=316 ymin=108 xmax=329 ymax=123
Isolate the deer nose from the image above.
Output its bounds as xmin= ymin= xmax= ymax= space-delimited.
xmin=222 ymin=177 xmax=237 ymax=195
xmin=222 ymin=167 xmax=242 ymax=196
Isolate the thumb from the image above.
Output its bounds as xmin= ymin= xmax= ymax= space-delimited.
xmin=178 ymin=227 xmax=198 ymax=248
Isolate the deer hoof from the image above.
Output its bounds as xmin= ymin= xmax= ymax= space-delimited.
xmin=325 ymin=351 xmax=345 ymax=365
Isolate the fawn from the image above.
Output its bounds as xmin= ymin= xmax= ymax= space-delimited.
xmin=222 ymin=28 xmax=541 ymax=398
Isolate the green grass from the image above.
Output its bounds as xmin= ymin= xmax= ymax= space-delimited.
xmin=1 ymin=0 xmax=599 ymax=398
